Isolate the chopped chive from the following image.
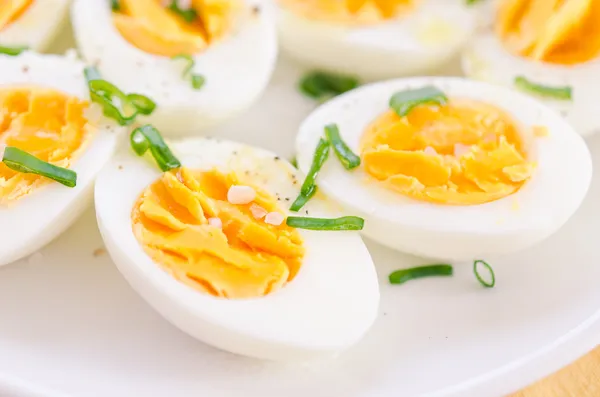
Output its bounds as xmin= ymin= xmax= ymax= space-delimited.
xmin=299 ymin=71 xmax=360 ymax=102
xmin=289 ymin=185 xmax=316 ymax=212
xmin=167 ymin=0 xmax=198 ymax=22
xmin=389 ymin=264 xmax=453 ymax=285
xmin=127 ymin=93 xmax=156 ymax=115
xmin=300 ymin=138 xmax=330 ymax=195
xmin=473 ymin=260 xmax=495 ymax=288
xmin=389 ymin=85 xmax=448 ymax=117
xmin=172 ymin=54 xmax=205 ymax=90
xmin=290 ymin=156 xmax=298 ymax=168
xmin=514 ymin=76 xmax=572 ymax=100
xmin=286 ymin=216 xmax=364 ymax=231
xmin=465 ymin=0 xmax=483 ymax=5
xmin=0 ymin=45 xmax=28 ymax=56
xmin=2 ymin=147 xmax=77 ymax=187
xmin=84 ymin=67 xmax=156 ymax=124
xmin=130 ymin=125 xmax=181 ymax=172
xmin=324 ymin=123 xmax=360 ymax=170
xmin=111 ymin=0 xmax=120 ymax=11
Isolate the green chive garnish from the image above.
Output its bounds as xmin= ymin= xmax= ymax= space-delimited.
xmin=473 ymin=260 xmax=495 ymax=288
xmin=389 ymin=85 xmax=448 ymax=117
xmin=111 ymin=0 xmax=120 ymax=11
xmin=389 ymin=264 xmax=453 ymax=285
xmin=289 ymin=185 xmax=316 ymax=212
xmin=167 ymin=0 xmax=198 ymax=22
xmin=290 ymin=156 xmax=298 ymax=168
xmin=514 ymin=76 xmax=572 ymax=101
xmin=130 ymin=125 xmax=181 ymax=172
xmin=286 ymin=216 xmax=364 ymax=231
xmin=127 ymin=93 xmax=156 ymax=115
xmin=465 ymin=0 xmax=483 ymax=5
xmin=172 ymin=54 xmax=205 ymax=90
xmin=84 ymin=67 xmax=155 ymax=125
xmin=0 ymin=45 xmax=28 ymax=56
xmin=299 ymin=71 xmax=360 ymax=102
xmin=324 ymin=123 xmax=360 ymax=170
xmin=2 ymin=147 xmax=77 ymax=187
xmin=290 ymin=138 xmax=330 ymax=211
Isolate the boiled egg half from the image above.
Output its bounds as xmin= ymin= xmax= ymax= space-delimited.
xmin=71 ymin=0 xmax=278 ymax=135
xmin=462 ymin=0 xmax=600 ymax=137
xmin=296 ymin=77 xmax=592 ymax=261
xmin=95 ymin=137 xmax=379 ymax=361
xmin=0 ymin=50 xmax=123 ymax=266
xmin=276 ymin=0 xmax=478 ymax=80
xmin=0 ymin=0 xmax=71 ymax=51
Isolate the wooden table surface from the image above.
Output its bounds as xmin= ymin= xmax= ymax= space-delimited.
xmin=511 ymin=345 xmax=600 ymax=397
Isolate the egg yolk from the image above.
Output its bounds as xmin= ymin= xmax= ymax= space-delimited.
xmin=279 ymin=0 xmax=414 ymax=24
xmin=0 ymin=86 xmax=93 ymax=204
xmin=496 ymin=0 xmax=600 ymax=65
xmin=113 ymin=0 xmax=235 ymax=57
xmin=131 ymin=167 xmax=305 ymax=299
xmin=360 ymin=99 xmax=534 ymax=205
xmin=0 ymin=0 xmax=33 ymax=30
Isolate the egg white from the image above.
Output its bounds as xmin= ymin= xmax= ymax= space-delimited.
xmin=0 ymin=51 xmax=124 ymax=266
xmin=70 ymin=0 xmax=278 ymax=136
xmin=94 ymin=137 xmax=380 ymax=361
xmin=295 ymin=77 xmax=592 ymax=261
xmin=462 ymin=13 xmax=600 ymax=137
xmin=276 ymin=0 xmax=477 ymax=80
xmin=0 ymin=0 xmax=70 ymax=51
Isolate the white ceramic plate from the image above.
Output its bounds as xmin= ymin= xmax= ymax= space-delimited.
xmin=1 ymin=24 xmax=600 ymax=397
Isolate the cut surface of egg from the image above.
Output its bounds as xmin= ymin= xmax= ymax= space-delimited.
xmin=95 ymin=138 xmax=379 ymax=361
xmin=0 ymin=51 xmax=123 ymax=266
xmin=0 ymin=0 xmax=71 ymax=51
xmin=276 ymin=0 xmax=477 ymax=79
xmin=296 ymin=77 xmax=592 ymax=261
xmin=71 ymin=0 xmax=278 ymax=135
xmin=462 ymin=0 xmax=600 ymax=137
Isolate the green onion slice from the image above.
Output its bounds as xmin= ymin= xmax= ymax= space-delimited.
xmin=286 ymin=216 xmax=364 ymax=231
xmin=0 ymin=45 xmax=28 ymax=56
xmin=300 ymin=138 xmax=330 ymax=195
xmin=2 ymin=147 xmax=77 ymax=187
xmin=172 ymin=54 xmax=205 ymax=90
xmin=389 ymin=264 xmax=453 ymax=285
xmin=130 ymin=125 xmax=181 ymax=172
xmin=514 ymin=76 xmax=572 ymax=100
xmin=473 ymin=260 xmax=495 ymax=288
xmin=289 ymin=185 xmax=316 ymax=212
xmin=167 ymin=0 xmax=198 ymax=22
xmin=111 ymin=0 xmax=120 ymax=11
xmin=127 ymin=93 xmax=156 ymax=115
xmin=324 ymin=123 xmax=360 ymax=170
xmin=389 ymin=85 xmax=448 ymax=117
xmin=84 ymin=67 xmax=156 ymax=124
xmin=299 ymin=71 xmax=360 ymax=101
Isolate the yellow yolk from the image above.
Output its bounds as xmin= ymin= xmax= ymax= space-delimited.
xmin=0 ymin=0 xmax=33 ymax=30
xmin=279 ymin=0 xmax=414 ymax=24
xmin=113 ymin=0 xmax=236 ymax=57
xmin=360 ymin=99 xmax=534 ymax=205
xmin=496 ymin=0 xmax=600 ymax=65
xmin=131 ymin=167 xmax=305 ymax=299
xmin=0 ymin=86 xmax=94 ymax=205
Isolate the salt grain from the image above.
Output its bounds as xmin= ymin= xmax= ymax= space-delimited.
xmin=265 ymin=212 xmax=285 ymax=226
xmin=208 ymin=217 xmax=223 ymax=228
xmin=249 ymin=203 xmax=268 ymax=220
xmin=227 ymin=185 xmax=256 ymax=205
xmin=423 ymin=146 xmax=437 ymax=156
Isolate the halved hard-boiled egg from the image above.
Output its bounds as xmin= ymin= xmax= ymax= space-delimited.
xmin=0 ymin=50 xmax=123 ymax=266
xmin=276 ymin=0 xmax=478 ymax=80
xmin=0 ymin=0 xmax=71 ymax=51
xmin=71 ymin=0 xmax=278 ymax=135
xmin=462 ymin=0 xmax=600 ymax=137
xmin=296 ymin=77 xmax=592 ymax=261
xmin=95 ymin=137 xmax=379 ymax=360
